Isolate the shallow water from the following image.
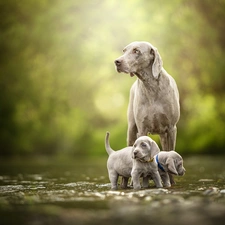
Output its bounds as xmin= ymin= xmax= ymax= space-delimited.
xmin=0 ymin=155 xmax=225 ymax=225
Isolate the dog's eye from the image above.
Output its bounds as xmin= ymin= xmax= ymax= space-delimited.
xmin=141 ymin=142 xmax=147 ymax=148
xmin=123 ymin=48 xmax=127 ymax=53
xmin=133 ymin=49 xmax=140 ymax=54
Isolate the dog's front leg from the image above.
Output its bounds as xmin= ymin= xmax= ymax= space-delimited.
xmin=127 ymin=124 xmax=138 ymax=146
xmin=169 ymin=173 xmax=176 ymax=185
xmin=151 ymin=171 xmax=163 ymax=188
xmin=131 ymin=169 xmax=142 ymax=190
xmin=160 ymin=172 xmax=171 ymax=187
xmin=127 ymin=88 xmax=138 ymax=146
xmin=142 ymin=176 xmax=150 ymax=188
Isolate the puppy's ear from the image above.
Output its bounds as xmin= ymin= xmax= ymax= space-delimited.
xmin=150 ymin=47 xmax=163 ymax=79
xmin=166 ymin=157 xmax=178 ymax=175
xmin=150 ymin=141 xmax=160 ymax=158
xmin=131 ymin=142 xmax=136 ymax=157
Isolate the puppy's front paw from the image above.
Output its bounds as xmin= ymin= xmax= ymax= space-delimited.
xmin=133 ymin=185 xmax=141 ymax=190
xmin=111 ymin=185 xmax=118 ymax=190
xmin=164 ymin=183 xmax=171 ymax=188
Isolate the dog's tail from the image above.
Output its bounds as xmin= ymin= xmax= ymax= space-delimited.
xmin=105 ymin=131 xmax=114 ymax=155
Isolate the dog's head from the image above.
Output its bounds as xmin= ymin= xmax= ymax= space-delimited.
xmin=114 ymin=41 xmax=163 ymax=80
xmin=165 ymin=151 xmax=186 ymax=176
xmin=132 ymin=136 xmax=160 ymax=162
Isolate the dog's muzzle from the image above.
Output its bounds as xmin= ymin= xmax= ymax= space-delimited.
xmin=178 ymin=169 xmax=186 ymax=176
xmin=132 ymin=150 xmax=138 ymax=159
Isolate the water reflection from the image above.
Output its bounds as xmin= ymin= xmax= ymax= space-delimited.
xmin=0 ymin=155 xmax=225 ymax=225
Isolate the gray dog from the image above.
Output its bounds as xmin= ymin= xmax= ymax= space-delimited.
xmin=131 ymin=135 xmax=162 ymax=189
xmin=105 ymin=132 xmax=161 ymax=190
xmin=114 ymin=41 xmax=180 ymax=152
xmin=105 ymin=132 xmax=133 ymax=190
xmin=145 ymin=151 xmax=186 ymax=188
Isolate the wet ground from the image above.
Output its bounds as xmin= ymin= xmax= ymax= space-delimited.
xmin=0 ymin=155 xmax=225 ymax=225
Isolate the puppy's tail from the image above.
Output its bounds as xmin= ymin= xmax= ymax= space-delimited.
xmin=105 ymin=131 xmax=114 ymax=155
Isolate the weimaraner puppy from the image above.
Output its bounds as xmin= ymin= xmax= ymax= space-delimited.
xmin=114 ymin=41 xmax=180 ymax=151
xmin=131 ymin=136 xmax=162 ymax=189
xmin=143 ymin=151 xmax=186 ymax=188
xmin=105 ymin=132 xmax=133 ymax=190
xmin=105 ymin=132 xmax=161 ymax=190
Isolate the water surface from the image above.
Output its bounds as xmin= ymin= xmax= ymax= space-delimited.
xmin=0 ymin=155 xmax=225 ymax=225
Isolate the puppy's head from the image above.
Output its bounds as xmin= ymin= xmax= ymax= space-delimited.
xmin=132 ymin=136 xmax=160 ymax=162
xmin=166 ymin=151 xmax=186 ymax=176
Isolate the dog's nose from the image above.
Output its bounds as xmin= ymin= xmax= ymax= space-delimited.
xmin=133 ymin=150 xmax=138 ymax=155
xmin=114 ymin=59 xmax=121 ymax=66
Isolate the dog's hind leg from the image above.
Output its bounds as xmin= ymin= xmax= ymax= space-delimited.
xmin=121 ymin=177 xmax=129 ymax=189
xmin=109 ymin=171 xmax=119 ymax=190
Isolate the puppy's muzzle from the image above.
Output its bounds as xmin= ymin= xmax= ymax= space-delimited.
xmin=132 ymin=150 xmax=138 ymax=159
xmin=179 ymin=168 xmax=186 ymax=176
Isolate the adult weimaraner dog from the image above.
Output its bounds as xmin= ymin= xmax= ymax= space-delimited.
xmin=114 ymin=41 xmax=180 ymax=151
xmin=105 ymin=131 xmax=161 ymax=190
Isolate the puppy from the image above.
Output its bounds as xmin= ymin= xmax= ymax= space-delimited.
xmin=105 ymin=132 xmax=161 ymax=190
xmin=145 ymin=151 xmax=186 ymax=188
xmin=156 ymin=151 xmax=185 ymax=187
xmin=105 ymin=131 xmax=133 ymax=190
xmin=131 ymin=136 xmax=162 ymax=189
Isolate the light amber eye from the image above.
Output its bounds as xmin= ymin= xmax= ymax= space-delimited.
xmin=133 ymin=49 xmax=140 ymax=54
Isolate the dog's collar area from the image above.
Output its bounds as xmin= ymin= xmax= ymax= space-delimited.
xmin=147 ymin=157 xmax=154 ymax=162
xmin=137 ymin=157 xmax=154 ymax=163
xmin=156 ymin=154 xmax=165 ymax=172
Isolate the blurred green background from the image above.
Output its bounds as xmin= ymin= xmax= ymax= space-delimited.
xmin=1 ymin=0 xmax=225 ymax=157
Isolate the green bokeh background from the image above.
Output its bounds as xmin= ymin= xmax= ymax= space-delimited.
xmin=1 ymin=0 xmax=225 ymax=157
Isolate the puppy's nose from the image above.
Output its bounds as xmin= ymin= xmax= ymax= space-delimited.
xmin=114 ymin=59 xmax=121 ymax=66
xmin=133 ymin=150 xmax=138 ymax=155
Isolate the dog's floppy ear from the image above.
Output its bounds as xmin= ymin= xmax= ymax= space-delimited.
xmin=131 ymin=141 xmax=136 ymax=158
xmin=150 ymin=47 xmax=163 ymax=79
xmin=166 ymin=157 xmax=178 ymax=175
xmin=150 ymin=140 xmax=160 ymax=158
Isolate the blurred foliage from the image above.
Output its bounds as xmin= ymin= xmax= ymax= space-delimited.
xmin=0 ymin=0 xmax=225 ymax=157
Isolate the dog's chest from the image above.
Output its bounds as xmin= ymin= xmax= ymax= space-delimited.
xmin=145 ymin=112 xmax=169 ymax=133
xmin=135 ymin=106 xmax=170 ymax=134
xmin=131 ymin=81 xmax=177 ymax=134
xmin=141 ymin=163 xmax=156 ymax=176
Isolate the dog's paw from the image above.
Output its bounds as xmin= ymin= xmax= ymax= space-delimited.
xmin=164 ymin=183 xmax=171 ymax=188
xmin=133 ymin=185 xmax=141 ymax=190
xmin=111 ymin=185 xmax=118 ymax=190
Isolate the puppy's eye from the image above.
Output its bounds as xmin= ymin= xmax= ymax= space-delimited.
xmin=133 ymin=49 xmax=140 ymax=54
xmin=123 ymin=48 xmax=126 ymax=53
xmin=141 ymin=142 xmax=147 ymax=148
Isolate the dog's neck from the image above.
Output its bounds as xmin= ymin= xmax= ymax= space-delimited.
xmin=147 ymin=157 xmax=154 ymax=163
xmin=136 ymin=157 xmax=154 ymax=163
xmin=156 ymin=154 xmax=165 ymax=172
xmin=135 ymin=67 xmax=162 ymax=92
